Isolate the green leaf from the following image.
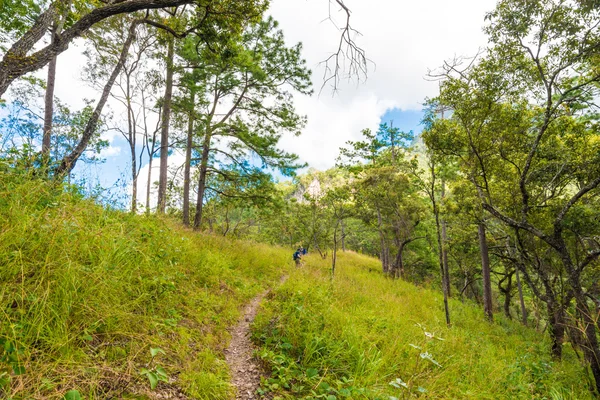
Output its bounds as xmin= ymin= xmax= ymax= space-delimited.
xmin=155 ymin=366 xmax=168 ymax=381
xmin=12 ymin=364 xmax=25 ymax=375
xmin=420 ymin=352 xmax=442 ymax=367
xmin=146 ymin=371 xmax=159 ymax=390
xmin=306 ymin=368 xmax=319 ymax=378
xmin=63 ymin=390 xmax=82 ymax=400
xmin=150 ymin=347 xmax=165 ymax=358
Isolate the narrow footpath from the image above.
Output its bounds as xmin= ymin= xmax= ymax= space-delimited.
xmin=225 ymin=276 xmax=287 ymax=399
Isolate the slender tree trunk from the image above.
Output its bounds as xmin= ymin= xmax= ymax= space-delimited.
xmin=376 ymin=205 xmax=389 ymax=274
xmin=332 ymin=222 xmax=338 ymax=277
xmin=516 ymin=268 xmax=527 ymax=326
xmin=394 ymin=242 xmax=406 ymax=279
xmin=54 ymin=21 xmax=139 ymax=177
xmin=441 ymin=220 xmax=450 ymax=296
xmin=42 ymin=25 xmax=58 ymax=164
xmin=441 ymin=180 xmax=450 ymax=296
xmin=503 ymin=273 xmax=513 ymax=319
xmin=126 ymin=75 xmax=138 ymax=213
xmin=157 ymin=36 xmax=174 ymax=214
xmin=146 ymin=149 xmax=154 ymax=212
xmin=192 ymin=132 xmax=211 ymax=230
xmin=131 ymin=146 xmax=138 ymax=212
xmin=341 ymin=218 xmax=346 ymax=252
xmin=478 ymin=222 xmax=494 ymax=321
xmin=546 ymin=299 xmax=565 ymax=359
xmin=182 ymin=91 xmax=195 ymax=226
xmin=435 ymin=208 xmax=451 ymax=326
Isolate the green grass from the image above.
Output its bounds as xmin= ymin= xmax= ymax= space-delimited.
xmin=0 ymin=171 xmax=593 ymax=399
xmin=252 ymin=252 xmax=593 ymax=400
xmin=0 ymin=172 xmax=290 ymax=399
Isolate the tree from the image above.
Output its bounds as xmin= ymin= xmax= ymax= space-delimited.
xmin=428 ymin=0 xmax=600 ymax=389
xmin=187 ymin=17 xmax=312 ymax=230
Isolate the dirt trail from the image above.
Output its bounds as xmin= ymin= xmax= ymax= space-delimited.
xmin=226 ymin=277 xmax=286 ymax=399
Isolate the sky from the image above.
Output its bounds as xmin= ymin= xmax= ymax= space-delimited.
xmin=3 ymin=0 xmax=499 ymax=203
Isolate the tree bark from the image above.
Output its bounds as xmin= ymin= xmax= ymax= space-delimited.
xmin=515 ymin=268 xmax=527 ymax=326
xmin=192 ymin=132 xmax=212 ymax=230
xmin=54 ymin=20 xmax=139 ymax=177
xmin=341 ymin=218 xmax=346 ymax=252
xmin=125 ymin=73 xmax=139 ymax=213
xmin=478 ymin=222 xmax=494 ymax=321
xmin=42 ymin=25 xmax=59 ymax=163
xmin=441 ymin=180 xmax=450 ymax=296
xmin=376 ymin=205 xmax=389 ymax=274
xmin=182 ymin=91 xmax=195 ymax=226
xmin=157 ymin=35 xmax=174 ymax=214
xmin=559 ymin=246 xmax=600 ymax=393
xmin=435 ymin=209 xmax=451 ymax=326
xmin=332 ymin=221 xmax=339 ymax=277
xmin=546 ymin=299 xmax=566 ymax=359
xmin=441 ymin=220 xmax=451 ymax=296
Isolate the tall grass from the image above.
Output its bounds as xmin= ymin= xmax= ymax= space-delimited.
xmin=252 ymin=251 xmax=592 ymax=399
xmin=0 ymin=172 xmax=290 ymax=399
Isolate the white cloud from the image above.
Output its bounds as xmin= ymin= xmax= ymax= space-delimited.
xmin=269 ymin=0 xmax=497 ymax=169
xmin=99 ymin=144 xmax=122 ymax=157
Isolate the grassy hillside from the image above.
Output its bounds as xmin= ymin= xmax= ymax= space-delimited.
xmin=0 ymin=173 xmax=289 ymax=399
xmin=252 ymin=252 xmax=592 ymax=400
xmin=0 ymin=172 xmax=592 ymax=399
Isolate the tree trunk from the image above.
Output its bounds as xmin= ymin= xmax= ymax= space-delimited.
xmin=376 ymin=205 xmax=389 ymax=274
xmin=516 ymin=268 xmax=527 ymax=326
xmin=394 ymin=243 xmax=405 ymax=279
xmin=332 ymin=222 xmax=338 ymax=277
xmin=145 ymin=149 xmax=154 ymax=212
xmin=42 ymin=25 xmax=58 ymax=164
xmin=157 ymin=35 xmax=174 ymax=214
xmin=182 ymin=91 xmax=195 ymax=226
xmin=131 ymin=144 xmax=138 ymax=212
xmin=441 ymin=220 xmax=450 ymax=296
xmin=126 ymin=74 xmax=138 ymax=213
xmin=547 ymin=299 xmax=565 ymax=359
xmin=478 ymin=222 xmax=494 ymax=321
xmin=341 ymin=218 xmax=346 ymax=252
xmin=192 ymin=132 xmax=211 ymax=230
xmin=563 ymin=251 xmax=600 ymax=393
xmin=54 ymin=21 xmax=138 ymax=177
xmin=441 ymin=180 xmax=450 ymax=296
xmin=434 ymin=202 xmax=451 ymax=326
xmin=503 ymin=273 xmax=513 ymax=319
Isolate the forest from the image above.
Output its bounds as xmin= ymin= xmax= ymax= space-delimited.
xmin=1 ymin=0 xmax=600 ymax=399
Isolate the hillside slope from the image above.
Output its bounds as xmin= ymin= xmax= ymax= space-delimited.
xmin=0 ymin=173 xmax=288 ymax=399
xmin=252 ymin=252 xmax=591 ymax=399
xmin=0 ymin=173 xmax=591 ymax=399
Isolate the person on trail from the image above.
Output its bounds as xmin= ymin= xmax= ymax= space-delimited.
xmin=301 ymin=246 xmax=307 ymax=255
xmin=293 ymin=248 xmax=303 ymax=267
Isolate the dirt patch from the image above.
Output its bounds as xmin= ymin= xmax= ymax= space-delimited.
xmin=226 ymin=277 xmax=287 ymax=399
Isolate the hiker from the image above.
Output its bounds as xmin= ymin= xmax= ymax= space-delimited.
xmin=301 ymin=246 xmax=307 ymax=255
xmin=293 ymin=248 xmax=303 ymax=267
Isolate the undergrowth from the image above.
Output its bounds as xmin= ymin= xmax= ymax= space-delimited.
xmin=252 ymin=252 xmax=593 ymax=399
xmin=0 ymin=171 xmax=289 ymax=399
